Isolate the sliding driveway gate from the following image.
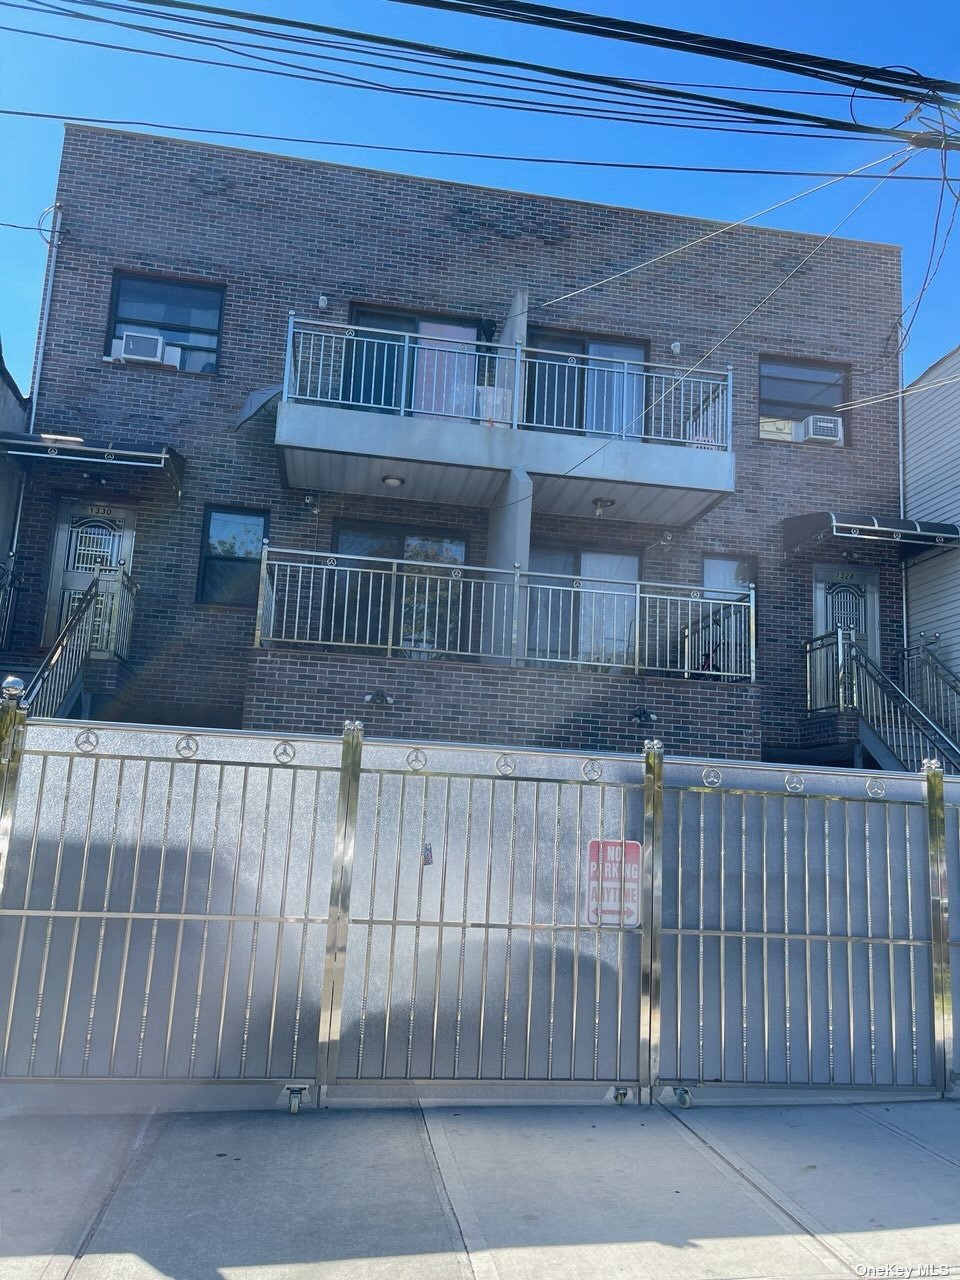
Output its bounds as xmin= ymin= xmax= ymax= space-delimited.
xmin=0 ymin=705 xmax=954 ymax=1106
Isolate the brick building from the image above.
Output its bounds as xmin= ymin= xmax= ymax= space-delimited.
xmin=3 ymin=124 xmax=946 ymax=763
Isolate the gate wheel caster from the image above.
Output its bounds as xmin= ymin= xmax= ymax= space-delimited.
xmin=674 ymin=1087 xmax=693 ymax=1109
xmin=613 ymin=1089 xmax=628 ymax=1105
xmin=286 ymin=1086 xmax=305 ymax=1115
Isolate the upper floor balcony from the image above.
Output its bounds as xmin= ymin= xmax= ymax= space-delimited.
xmin=274 ymin=317 xmax=736 ymax=524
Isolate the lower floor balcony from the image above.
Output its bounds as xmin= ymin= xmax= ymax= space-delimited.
xmin=255 ymin=545 xmax=756 ymax=681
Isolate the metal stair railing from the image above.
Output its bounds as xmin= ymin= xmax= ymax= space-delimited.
xmin=21 ymin=578 xmax=99 ymax=719
xmin=902 ymin=642 xmax=960 ymax=743
xmin=847 ymin=635 xmax=960 ymax=773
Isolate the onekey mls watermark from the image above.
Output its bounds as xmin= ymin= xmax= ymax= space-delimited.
xmin=854 ymin=1267 xmax=954 ymax=1278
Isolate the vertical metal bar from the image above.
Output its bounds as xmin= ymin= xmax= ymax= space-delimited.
xmin=356 ymin=772 xmax=384 ymax=1079
xmin=254 ymin=539 xmax=270 ymax=647
xmin=510 ymin=563 xmax=522 ymax=666
xmin=641 ymin=740 xmax=664 ymax=1091
xmin=748 ymin=584 xmax=757 ymax=683
xmin=400 ymin=334 xmax=411 ymax=415
xmin=317 ymin=721 xmax=364 ymax=1093
xmin=511 ymin=340 xmax=523 ymax=430
xmin=724 ymin=365 xmax=733 ymax=449
xmin=924 ymin=759 xmax=951 ymax=1095
xmin=283 ymin=311 xmax=295 ymax=400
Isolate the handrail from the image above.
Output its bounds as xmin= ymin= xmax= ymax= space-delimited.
xmin=285 ymin=317 xmax=732 ymax=448
xmin=902 ymin=643 xmax=960 ymax=743
xmin=851 ymin=641 xmax=960 ymax=765
xmin=23 ymin=578 xmax=99 ymax=718
xmin=806 ymin=630 xmax=960 ymax=773
xmin=262 ymin=545 xmax=749 ymax=600
xmin=256 ymin=544 xmax=755 ymax=679
xmin=287 ymin=315 xmax=731 ymax=377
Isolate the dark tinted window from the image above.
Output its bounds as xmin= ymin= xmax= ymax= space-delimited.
xmin=759 ymin=358 xmax=846 ymax=420
xmin=197 ymin=508 xmax=266 ymax=606
xmin=109 ymin=274 xmax=224 ymax=373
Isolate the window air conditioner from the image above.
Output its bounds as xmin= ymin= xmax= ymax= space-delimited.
xmin=121 ymin=332 xmax=165 ymax=363
xmin=801 ymin=414 xmax=844 ymax=445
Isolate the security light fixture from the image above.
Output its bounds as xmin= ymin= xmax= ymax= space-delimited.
xmin=381 ymin=475 xmax=405 ymax=489
xmin=592 ymin=497 xmax=615 ymax=519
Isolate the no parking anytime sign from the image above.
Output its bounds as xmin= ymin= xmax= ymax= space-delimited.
xmin=584 ymin=839 xmax=642 ymax=928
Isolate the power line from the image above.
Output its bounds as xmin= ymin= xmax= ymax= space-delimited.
xmin=26 ymin=0 xmax=958 ymax=148
xmin=3 ymin=15 xmax=899 ymax=140
xmin=836 ymin=372 xmax=960 ymax=412
xmin=0 ymin=107 xmax=950 ymax=181
xmin=391 ymin=0 xmax=960 ymax=105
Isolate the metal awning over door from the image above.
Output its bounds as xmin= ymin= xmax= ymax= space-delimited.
xmin=0 ymin=433 xmax=185 ymax=497
xmin=783 ymin=511 xmax=960 ymax=554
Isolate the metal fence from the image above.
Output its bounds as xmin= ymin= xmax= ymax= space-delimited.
xmin=0 ymin=707 xmax=953 ymax=1108
xmin=256 ymin=544 xmax=756 ymax=680
xmin=903 ymin=644 xmax=960 ymax=743
xmin=285 ymin=317 xmax=733 ymax=450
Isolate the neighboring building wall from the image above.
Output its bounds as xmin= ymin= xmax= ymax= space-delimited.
xmin=905 ymin=345 xmax=960 ymax=669
xmin=0 ymin=344 xmax=26 ymax=563
xmin=19 ymin=127 xmax=903 ymax=749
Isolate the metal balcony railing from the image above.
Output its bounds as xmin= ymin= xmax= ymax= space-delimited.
xmin=255 ymin=544 xmax=755 ymax=679
xmin=804 ymin=629 xmax=960 ymax=773
xmin=283 ymin=317 xmax=733 ymax=450
xmin=23 ymin=579 xmax=99 ymax=719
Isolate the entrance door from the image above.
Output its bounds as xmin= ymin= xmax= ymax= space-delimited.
xmin=44 ymin=501 xmax=137 ymax=648
xmin=813 ymin=565 xmax=880 ymax=660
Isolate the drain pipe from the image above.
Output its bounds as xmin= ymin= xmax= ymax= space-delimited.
xmin=898 ymin=325 xmax=909 ymax=652
xmin=27 ymin=203 xmax=63 ymax=436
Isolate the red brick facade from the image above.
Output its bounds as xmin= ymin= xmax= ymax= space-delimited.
xmin=9 ymin=126 xmax=904 ymax=758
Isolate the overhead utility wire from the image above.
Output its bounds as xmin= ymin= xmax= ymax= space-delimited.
xmin=835 ymin=374 xmax=960 ymax=412
xmin=390 ymin=0 xmax=960 ymax=104
xmin=36 ymin=0 xmax=959 ymax=148
xmin=1 ymin=107 xmax=947 ymax=181
xmin=3 ymin=18 xmax=902 ymax=140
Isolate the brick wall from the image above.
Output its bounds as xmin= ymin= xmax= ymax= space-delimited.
xmin=16 ymin=126 xmax=905 ymax=752
xmin=244 ymin=648 xmax=761 ymax=759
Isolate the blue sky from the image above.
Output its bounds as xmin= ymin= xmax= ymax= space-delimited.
xmin=1 ymin=0 xmax=958 ymax=391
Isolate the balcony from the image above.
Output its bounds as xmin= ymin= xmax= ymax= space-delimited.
xmin=255 ymin=545 xmax=756 ymax=681
xmin=274 ymin=318 xmax=736 ymax=523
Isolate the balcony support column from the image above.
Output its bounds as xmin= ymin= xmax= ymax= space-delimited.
xmin=486 ymin=468 xmax=532 ymax=665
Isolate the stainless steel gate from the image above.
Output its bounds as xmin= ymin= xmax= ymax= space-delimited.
xmin=656 ymin=758 xmax=952 ymax=1095
xmin=0 ymin=695 xmax=953 ymax=1109
xmin=320 ymin=735 xmax=654 ymax=1098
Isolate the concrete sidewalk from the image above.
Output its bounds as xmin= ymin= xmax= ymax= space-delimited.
xmin=2 ymin=1100 xmax=960 ymax=1279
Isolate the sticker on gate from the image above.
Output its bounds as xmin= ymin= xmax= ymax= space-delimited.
xmin=584 ymin=839 xmax=642 ymax=927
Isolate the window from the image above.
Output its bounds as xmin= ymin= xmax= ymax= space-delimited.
xmin=108 ymin=273 xmax=224 ymax=373
xmin=703 ymin=555 xmax=755 ymax=599
xmin=347 ymin=307 xmax=479 ymax=415
xmin=527 ymin=545 xmax=640 ymax=664
xmin=526 ymin=330 xmax=648 ymax=435
xmin=332 ymin=520 xmax=468 ymax=652
xmin=197 ymin=508 xmax=267 ymax=606
xmin=759 ymin=358 xmax=847 ymax=442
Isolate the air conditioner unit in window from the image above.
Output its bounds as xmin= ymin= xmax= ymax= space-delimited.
xmin=120 ymin=332 xmax=164 ymax=363
xmin=801 ymin=414 xmax=844 ymax=445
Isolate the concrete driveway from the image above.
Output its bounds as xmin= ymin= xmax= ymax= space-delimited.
xmin=2 ymin=1098 xmax=960 ymax=1279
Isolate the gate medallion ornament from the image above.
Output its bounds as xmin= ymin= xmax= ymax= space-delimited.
xmin=581 ymin=759 xmax=603 ymax=782
xmin=495 ymin=753 xmax=516 ymax=776
xmin=406 ymin=748 xmax=427 ymax=771
xmin=273 ymin=740 xmax=296 ymax=764
xmin=175 ymin=735 xmax=199 ymax=759
xmin=866 ymin=777 xmax=886 ymax=798
xmin=75 ymin=729 xmax=99 ymax=753
xmin=785 ymin=773 xmax=805 ymax=793
xmin=702 ymin=767 xmax=722 ymax=787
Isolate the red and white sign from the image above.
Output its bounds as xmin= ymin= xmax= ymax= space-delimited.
xmin=585 ymin=839 xmax=642 ymax=927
